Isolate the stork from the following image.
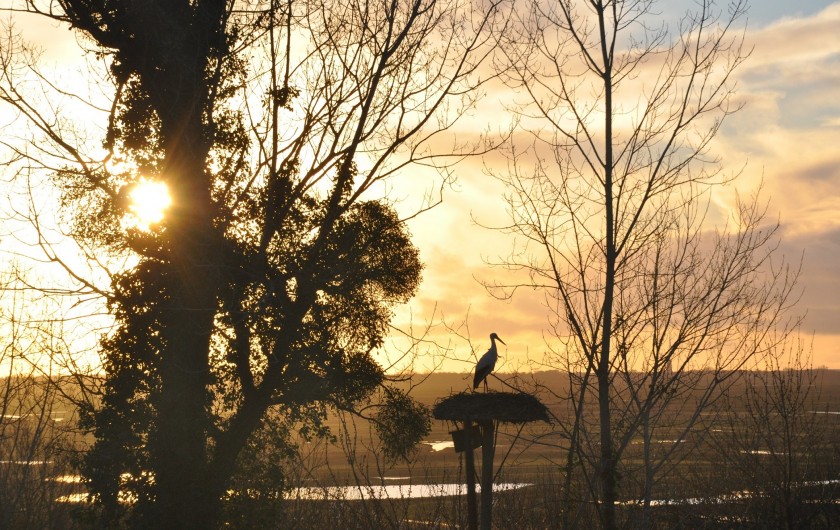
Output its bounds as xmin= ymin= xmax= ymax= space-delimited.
xmin=473 ymin=333 xmax=505 ymax=391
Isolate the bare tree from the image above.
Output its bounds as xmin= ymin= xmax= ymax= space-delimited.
xmin=712 ymin=340 xmax=840 ymax=528
xmin=0 ymin=0 xmax=504 ymax=527
xmin=0 ymin=266 xmax=91 ymax=529
xmin=486 ymin=1 xmax=800 ymax=528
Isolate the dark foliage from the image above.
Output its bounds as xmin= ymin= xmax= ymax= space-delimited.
xmin=433 ymin=391 xmax=550 ymax=423
xmin=40 ymin=1 xmax=427 ymax=527
xmin=374 ymin=387 xmax=432 ymax=463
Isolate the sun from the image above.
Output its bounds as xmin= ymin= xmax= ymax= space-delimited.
xmin=125 ymin=179 xmax=171 ymax=229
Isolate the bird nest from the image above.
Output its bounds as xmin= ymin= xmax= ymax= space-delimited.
xmin=432 ymin=391 xmax=550 ymax=424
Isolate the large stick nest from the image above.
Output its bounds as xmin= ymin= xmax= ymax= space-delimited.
xmin=432 ymin=391 xmax=549 ymax=423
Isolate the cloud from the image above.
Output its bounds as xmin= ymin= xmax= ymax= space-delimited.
xmin=712 ymin=4 xmax=840 ymax=237
xmin=779 ymin=226 xmax=840 ymax=335
xmin=402 ymin=3 xmax=840 ymax=370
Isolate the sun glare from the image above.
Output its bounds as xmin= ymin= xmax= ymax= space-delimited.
xmin=126 ymin=179 xmax=171 ymax=229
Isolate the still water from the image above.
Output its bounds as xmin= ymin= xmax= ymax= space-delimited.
xmin=55 ymin=480 xmax=531 ymax=503
xmin=289 ymin=482 xmax=529 ymax=500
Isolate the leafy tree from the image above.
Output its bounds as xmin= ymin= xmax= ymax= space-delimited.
xmin=2 ymin=0 xmax=502 ymax=527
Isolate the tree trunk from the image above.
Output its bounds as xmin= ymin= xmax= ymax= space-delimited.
xmin=562 ymin=370 xmax=591 ymax=530
xmin=152 ymin=246 xmax=217 ymax=528
xmin=465 ymin=420 xmax=479 ymax=530
xmin=597 ymin=367 xmax=617 ymax=530
xmin=642 ymin=408 xmax=653 ymax=529
xmin=480 ymin=420 xmax=496 ymax=530
xmin=147 ymin=113 xmax=219 ymax=528
xmin=597 ymin=1 xmax=618 ymax=526
xmin=203 ymin=390 xmax=279 ymax=527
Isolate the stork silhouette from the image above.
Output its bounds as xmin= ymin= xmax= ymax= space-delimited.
xmin=473 ymin=333 xmax=505 ymax=391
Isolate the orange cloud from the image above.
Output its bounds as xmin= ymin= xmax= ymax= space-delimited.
xmin=394 ymin=3 xmax=840 ymax=371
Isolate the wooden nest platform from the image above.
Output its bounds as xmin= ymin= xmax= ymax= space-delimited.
xmin=433 ymin=391 xmax=549 ymax=424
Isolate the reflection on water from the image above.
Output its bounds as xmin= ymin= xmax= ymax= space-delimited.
xmin=289 ymin=482 xmax=530 ymax=500
xmin=48 ymin=474 xmax=83 ymax=483
xmin=56 ymin=482 xmax=532 ymax=503
xmin=618 ymin=480 xmax=840 ymax=507
xmin=421 ymin=440 xmax=455 ymax=452
xmin=1 ymin=411 xmax=70 ymax=421
xmin=55 ymin=479 xmax=840 ymax=505
xmin=56 ymin=493 xmax=89 ymax=504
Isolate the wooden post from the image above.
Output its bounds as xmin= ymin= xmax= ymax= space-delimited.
xmin=433 ymin=392 xmax=550 ymax=530
xmin=464 ymin=419 xmax=479 ymax=530
xmin=480 ymin=419 xmax=496 ymax=530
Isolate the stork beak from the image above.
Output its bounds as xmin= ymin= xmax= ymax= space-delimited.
xmin=497 ymin=336 xmax=506 ymax=346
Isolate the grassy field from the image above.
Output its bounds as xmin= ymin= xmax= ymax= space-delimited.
xmin=2 ymin=370 xmax=840 ymax=528
xmin=254 ymin=369 xmax=840 ymax=528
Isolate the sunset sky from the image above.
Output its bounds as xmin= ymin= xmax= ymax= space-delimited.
xmin=3 ymin=1 xmax=839 ymax=374
xmin=393 ymin=0 xmax=840 ymax=372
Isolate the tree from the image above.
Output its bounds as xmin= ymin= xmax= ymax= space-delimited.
xmin=1 ymin=0 xmax=502 ymax=527
xmin=0 ymin=267 xmax=88 ymax=529
xmin=713 ymin=341 xmax=840 ymax=528
xmin=488 ymin=1 xmax=799 ymax=528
